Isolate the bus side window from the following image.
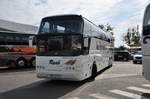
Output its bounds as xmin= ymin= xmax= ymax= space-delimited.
xmin=143 ymin=5 xmax=150 ymax=36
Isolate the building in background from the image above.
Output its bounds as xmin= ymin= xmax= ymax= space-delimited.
xmin=0 ymin=19 xmax=38 ymax=33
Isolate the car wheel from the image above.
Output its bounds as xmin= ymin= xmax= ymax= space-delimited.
xmin=133 ymin=61 xmax=137 ymax=64
xmin=16 ymin=59 xmax=27 ymax=68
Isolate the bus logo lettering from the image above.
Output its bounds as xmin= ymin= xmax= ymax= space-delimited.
xmin=49 ymin=60 xmax=60 ymax=65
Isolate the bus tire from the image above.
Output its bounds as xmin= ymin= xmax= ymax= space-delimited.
xmin=30 ymin=58 xmax=35 ymax=67
xmin=91 ymin=64 xmax=97 ymax=79
xmin=16 ymin=58 xmax=27 ymax=68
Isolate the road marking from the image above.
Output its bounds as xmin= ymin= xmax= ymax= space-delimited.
xmin=127 ymin=86 xmax=150 ymax=93
xmin=142 ymin=84 xmax=150 ymax=88
xmin=95 ymin=74 xmax=138 ymax=80
xmin=89 ymin=93 xmax=116 ymax=99
xmin=109 ymin=89 xmax=143 ymax=99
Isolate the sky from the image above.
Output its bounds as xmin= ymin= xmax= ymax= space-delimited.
xmin=0 ymin=0 xmax=149 ymax=47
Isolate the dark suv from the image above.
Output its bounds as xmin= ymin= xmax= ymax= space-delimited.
xmin=114 ymin=51 xmax=130 ymax=61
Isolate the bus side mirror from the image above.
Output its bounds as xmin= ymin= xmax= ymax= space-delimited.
xmin=29 ymin=36 xmax=35 ymax=47
xmin=84 ymin=38 xmax=89 ymax=48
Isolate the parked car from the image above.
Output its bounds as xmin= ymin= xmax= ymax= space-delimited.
xmin=114 ymin=51 xmax=130 ymax=61
xmin=133 ymin=51 xmax=142 ymax=64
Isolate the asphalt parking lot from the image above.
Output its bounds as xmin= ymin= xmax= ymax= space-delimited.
xmin=0 ymin=62 xmax=149 ymax=99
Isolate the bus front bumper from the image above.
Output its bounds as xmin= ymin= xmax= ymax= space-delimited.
xmin=37 ymin=72 xmax=85 ymax=81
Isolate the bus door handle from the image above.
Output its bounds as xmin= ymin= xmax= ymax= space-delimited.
xmin=143 ymin=36 xmax=150 ymax=44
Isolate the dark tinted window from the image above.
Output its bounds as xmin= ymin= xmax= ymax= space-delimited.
xmin=0 ymin=32 xmax=33 ymax=45
xmin=143 ymin=25 xmax=150 ymax=36
xmin=143 ymin=5 xmax=150 ymax=36
xmin=37 ymin=35 xmax=82 ymax=56
xmin=83 ymin=18 xmax=111 ymax=42
xmin=39 ymin=16 xmax=83 ymax=34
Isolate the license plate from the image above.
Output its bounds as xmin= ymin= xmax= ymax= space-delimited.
xmin=48 ymin=74 xmax=61 ymax=78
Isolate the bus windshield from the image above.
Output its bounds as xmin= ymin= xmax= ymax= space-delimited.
xmin=37 ymin=35 xmax=82 ymax=56
xmin=39 ymin=16 xmax=83 ymax=34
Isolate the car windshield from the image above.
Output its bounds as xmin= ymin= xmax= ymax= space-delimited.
xmin=136 ymin=51 xmax=142 ymax=55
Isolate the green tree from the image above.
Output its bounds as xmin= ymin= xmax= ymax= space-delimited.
xmin=123 ymin=25 xmax=141 ymax=47
xmin=124 ymin=28 xmax=131 ymax=45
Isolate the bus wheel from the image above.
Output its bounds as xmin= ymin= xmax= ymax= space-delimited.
xmin=91 ymin=64 xmax=97 ymax=79
xmin=16 ymin=58 xmax=27 ymax=68
xmin=30 ymin=58 xmax=35 ymax=67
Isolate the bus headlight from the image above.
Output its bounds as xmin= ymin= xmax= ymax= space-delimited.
xmin=74 ymin=66 xmax=80 ymax=70
xmin=37 ymin=65 xmax=45 ymax=69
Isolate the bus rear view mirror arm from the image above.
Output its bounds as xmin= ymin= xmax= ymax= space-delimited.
xmin=29 ymin=36 xmax=35 ymax=47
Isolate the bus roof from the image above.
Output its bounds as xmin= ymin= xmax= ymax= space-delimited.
xmin=43 ymin=14 xmax=82 ymax=20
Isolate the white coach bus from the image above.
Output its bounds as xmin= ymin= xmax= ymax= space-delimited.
xmin=35 ymin=14 xmax=114 ymax=81
xmin=143 ymin=4 xmax=150 ymax=81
